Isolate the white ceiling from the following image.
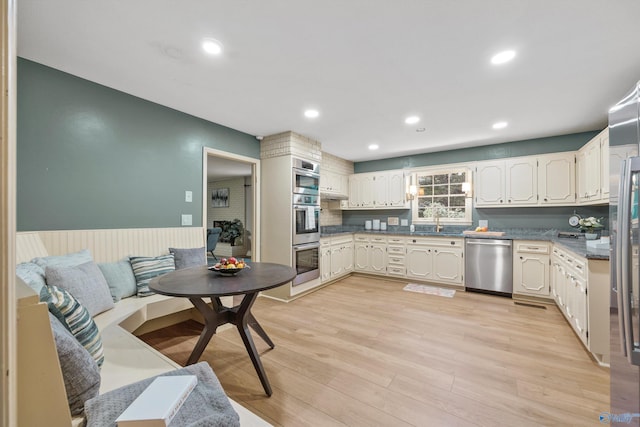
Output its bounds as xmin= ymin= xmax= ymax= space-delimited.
xmin=17 ymin=1 xmax=640 ymax=162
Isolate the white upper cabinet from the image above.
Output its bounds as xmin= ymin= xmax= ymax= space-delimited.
xmin=577 ymin=128 xmax=608 ymax=205
xmin=475 ymin=161 xmax=506 ymax=206
xmin=476 ymin=152 xmax=576 ymax=208
xmin=537 ymin=152 xmax=576 ymax=205
xmin=320 ymin=170 xmax=348 ymax=198
xmin=505 ymin=157 xmax=537 ymax=205
xmin=346 ymin=170 xmax=408 ymax=210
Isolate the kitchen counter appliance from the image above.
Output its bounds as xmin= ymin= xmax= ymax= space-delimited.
xmin=292 ymin=157 xmax=321 ymax=285
xmin=465 ymin=238 xmax=513 ymax=295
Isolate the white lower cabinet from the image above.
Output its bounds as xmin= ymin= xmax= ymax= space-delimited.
xmin=513 ymin=241 xmax=550 ymax=297
xmin=354 ymin=234 xmax=388 ymax=274
xmin=320 ymin=235 xmax=354 ymax=284
xmin=551 ymin=245 xmax=609 ymax=365
xmin=406 ymin=237 xmax=464 ymax=285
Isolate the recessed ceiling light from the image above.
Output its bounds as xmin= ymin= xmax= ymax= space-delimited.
xmin=405 ymin=116 xmax=420 ymax=125
xmin=491 ymin=50 xmax=516 ymax=65
xmin=202 ymin=38 xmax=223 ymax=55
xmin=304 ymin=109 xmax=320 ymax=119
xmin=492 ymin=121 xmax=508 ymax=129
xmin=368 ymin=144 xmax=379 ymax=150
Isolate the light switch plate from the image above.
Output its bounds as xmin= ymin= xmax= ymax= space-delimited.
xmin=400 ymin=219 xmax=409 ymax=226
xmin=181 ymin=214 xmax=192 ymax=226
xmin=185 ymin=191 xmax=193 ymax=203
xmin=479 ymin=220 xmax=488 ymax=228
xmin=388 ymin=217 xmax=399 ymax=226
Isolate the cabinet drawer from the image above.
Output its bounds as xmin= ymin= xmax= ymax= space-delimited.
xmin=515 ymin=241 xmax=550 ymax=254
xmin=388 ymin=255 xmax=405 ymax=265
xmin=370 ymin=236 xmax=387 ymax=244
xmin=387 ymin=266 xmax=406 ymax=276
xmin=388 ymin=246 xmax=405 ymax=255
xmin=387 ymin=237 xmax=406 ymax=245
xmin=354 ymin=235 xmax=369 ymax=242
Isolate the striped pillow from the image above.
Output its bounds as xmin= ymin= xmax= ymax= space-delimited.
xmin=129 ymin=254 xmax=175 ymax=297
xmin=40 ymin=285 xmax=104 ymax=367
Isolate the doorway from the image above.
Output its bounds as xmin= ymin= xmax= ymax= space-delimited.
xmin=202 ymin=148 xmax=260 ymax=262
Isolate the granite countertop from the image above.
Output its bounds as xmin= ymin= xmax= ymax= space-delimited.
xmin=320 ymin=227 xmax=610 ymax=260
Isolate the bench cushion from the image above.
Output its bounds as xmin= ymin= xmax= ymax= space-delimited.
xmin=84 ymin=362 xmax=240 ymax=427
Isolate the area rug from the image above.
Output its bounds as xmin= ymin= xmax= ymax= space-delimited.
xmin=403 ymin=283 xmax=456 ymax=298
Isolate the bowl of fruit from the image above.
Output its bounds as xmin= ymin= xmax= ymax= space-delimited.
xmin=208 ymin=257 xmax=249 ymax=276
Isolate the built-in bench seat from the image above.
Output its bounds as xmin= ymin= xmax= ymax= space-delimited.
xmin=16 ymin=228 xmax=270 ymax=427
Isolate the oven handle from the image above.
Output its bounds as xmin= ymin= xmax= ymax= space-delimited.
xmin=293 ymin=204 xmax=320 ymax=210
xmin=293 ymin=168 xmax=320 ymax=179
xmin=293 ymin=242 xmax=320 ymax=252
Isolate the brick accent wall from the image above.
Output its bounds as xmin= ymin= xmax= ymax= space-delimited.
xmin=260 ymin=131 xmax=322 ymax=161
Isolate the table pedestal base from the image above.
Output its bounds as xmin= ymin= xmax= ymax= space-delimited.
xmin=187 ymin=293 xmax=275 ymax=396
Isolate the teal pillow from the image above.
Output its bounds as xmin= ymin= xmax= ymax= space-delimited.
xmin=129 ymin=254 xmax=175 ymax=297
xmin=16 ymin=262 xmax=46 ymax=293
xmin=98 ymin=259 xmax=137 ymax=302
xmin=40 ymin=285 xmax=104 ymax=367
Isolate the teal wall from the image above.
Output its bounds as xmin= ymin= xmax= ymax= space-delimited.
xmin=354 ymin=132 xmax=598 ymax=173
xmin=17 ymin=59 xmax=259 ymax=231
xmin=345 ymin=131 xmax=607 ymax=230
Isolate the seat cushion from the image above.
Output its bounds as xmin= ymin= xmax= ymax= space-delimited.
xmin=48 ymin=312 xmax=101 ymax=415
xmin=129 ymin=254 xmax=175 ymax=297
xmin=84 ymin=362 xmax=239 ymax=427
xmin=98 ymin=259 xmax=137 ymax=302
xmin=40 ymin=285 xmax=104 ymax=367
xmin=45 ymin=261 xmax=115 ymax=316
xmin=169 ymin=247 xmax=207 ymax=270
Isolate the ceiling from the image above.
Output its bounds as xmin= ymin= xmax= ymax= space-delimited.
xmin=17 ymin=1 xmax=640 ymax=162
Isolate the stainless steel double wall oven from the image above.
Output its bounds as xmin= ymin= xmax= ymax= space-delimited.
xmin=292 ymin=158 xmax=320 ymax=286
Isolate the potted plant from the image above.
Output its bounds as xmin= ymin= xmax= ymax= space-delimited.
xmin=578 ymin=216 xmax=604 ymax=240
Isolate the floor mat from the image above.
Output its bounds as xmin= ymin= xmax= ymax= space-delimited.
xmin=403 ymin=283 xmax=456 ymax=298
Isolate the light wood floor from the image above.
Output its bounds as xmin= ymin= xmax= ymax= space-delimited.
xmin=139 ymin=275 xmax=609 ymax=427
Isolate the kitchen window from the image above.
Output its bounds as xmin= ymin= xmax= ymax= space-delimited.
xmin=411 ymin=168 xmax=472 ymax=225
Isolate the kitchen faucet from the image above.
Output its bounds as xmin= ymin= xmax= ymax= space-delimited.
xmin=435 ymin=211 xmax=443 ymax=233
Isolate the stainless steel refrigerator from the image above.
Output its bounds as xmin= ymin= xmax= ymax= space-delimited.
xmin=610 ymin=81 xmax=640 ymax=425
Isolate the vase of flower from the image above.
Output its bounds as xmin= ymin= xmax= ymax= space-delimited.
xmin=578 ymin=216 xmax=604 ymax=240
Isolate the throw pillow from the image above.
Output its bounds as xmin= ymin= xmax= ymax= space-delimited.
xmin=45 ymin=261 xmax=115 ymax=316
xmin=40 ymin=285 xmax=104 ymax=367
xmin=48 ymin=312 xmax=101 ymax=415
xmin=16 ymin=262 xmax=46 ymax=294
xmin=98 ymin=259 xmax=137 ymax=302
xmin=129 ymin=254 xmax=175 ymax=297
xmin=33 ymin=248 xmax=93 ymax=269
xmin=169 ymin=247 xmax=206 ymax=270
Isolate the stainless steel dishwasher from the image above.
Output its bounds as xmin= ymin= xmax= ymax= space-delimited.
xmin=465 ymin=238 xmax=513 ymax=295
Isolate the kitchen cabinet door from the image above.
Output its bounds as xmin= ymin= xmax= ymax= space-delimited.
xmin=406 ymin=245 xmax=433 ymax=280
xmin=573 ymin=277 xmax=589 ymax=346
xmin=475 ymin=161 xmax=505 ymax=206
xmin=354 ymin=241 xmax=370 ymax=271
xmin=349 ymin=175 xmax=374 ymax=208
xmin=387 ymin=171 xmax=407 ymax=207
xmin=577 ymin=135 xmax=602 ymax=203
xmin=505 ymin=157 xmax=537 ymax=205
xmin=342 ymin=242 xmax=354 ymax=273
xmin=330 ymin=245 xmax=344 ymax=278
xmin=320 ymin=246 xmax=331 ymax=283
xmin=513 ymin=252 xmax=550 ymax=296
xmin=372 ymin=173 xmax=389 ymax=208
xmin=600 ymin=129 xmax=609 ymax=201
xmin=538 ymin=152 xmax=576 ymax=205
xmin=369 ymin=243 xmax=387 ymax=273
xmin=432 ymin=247 xmax=463 ymax=284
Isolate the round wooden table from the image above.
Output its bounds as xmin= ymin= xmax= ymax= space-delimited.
xmin=149 ymin=262 xmax=296 ymax=396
